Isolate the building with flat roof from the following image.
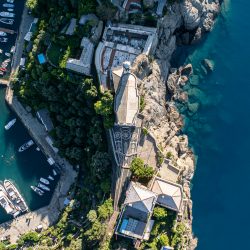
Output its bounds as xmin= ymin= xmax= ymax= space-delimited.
xmin=95 ymin=23 xmax=158 ymax=91
xmin=66 ymin=37 xmax=94 ymax=76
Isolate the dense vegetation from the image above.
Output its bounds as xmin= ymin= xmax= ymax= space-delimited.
xmin=10 ymin=0 xmax=116 ymax=249
xmin=4 ymin=0 xmax=186 ymax=249
xmin=130 ymin=157 xmax=155 ymax=182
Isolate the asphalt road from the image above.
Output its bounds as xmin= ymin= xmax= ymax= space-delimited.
xmin=11 ymin=7 xmax=34 ymax=76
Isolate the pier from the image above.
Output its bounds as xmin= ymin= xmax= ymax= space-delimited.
xmin=0 ymin=27 xmax=15 ymax=35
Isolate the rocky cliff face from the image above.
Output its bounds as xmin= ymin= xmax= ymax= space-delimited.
xmin=131 ymin=1 xmax=221 ymax=249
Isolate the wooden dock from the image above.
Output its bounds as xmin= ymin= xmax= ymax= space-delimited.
xmin=0 ymin=27 xmax=15 ymax=35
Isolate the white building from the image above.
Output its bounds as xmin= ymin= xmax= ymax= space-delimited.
xmin=66 ymin=37 xmax=94 ymax=76
xmin=95 ymin=23 xmax=158 ymax=91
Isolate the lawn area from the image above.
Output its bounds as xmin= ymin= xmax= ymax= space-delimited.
xmin=47 ymin=43 xmax=65 ymax=66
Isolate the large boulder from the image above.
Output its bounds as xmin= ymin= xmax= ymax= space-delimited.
xmin=180 ymin=63 xmax=193 ymax=76
xmin=181 ymin=0 xmax=201 ymax=30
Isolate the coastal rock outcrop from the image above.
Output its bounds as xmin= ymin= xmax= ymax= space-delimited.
xmin=131 ymin=1 xmax=220 ymax=249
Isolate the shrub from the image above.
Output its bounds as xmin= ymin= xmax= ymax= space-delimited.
xmin=142 ymin=127 xmax=149 ymax=135
xmin=166 ymin=151 xmax=173 ymax=159
xmin=130 ymin=157 xmax=154 ymax=180
xmin=153 ymin=207 xmax=168 ymax=221
xmin=159 ymin=234 xmax=170 ymax=247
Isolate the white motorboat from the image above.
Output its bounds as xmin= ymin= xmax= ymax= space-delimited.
xmin=3 ymin=180 xmax=28 ymax=213
xmin=10 ymin=46 xmax=15 ymax=53
xmin=0 ymin=184 xmax=17 ymax=216
xmin=7 ymin=0 xmax=14 ymax=3
xmin=0 ymin=38 xmax=7 ymax=43
xmin=7 ymin=8 xmax=14 ymax=12
xmin=3 ymin=3 xmax=14 ymax=8
xmin=5 ymin=52 xmax=10 ymax=57
xmin=38 ymin=183 xmax=50 ymax=192
xmin=48 ymin=175 xmax=54 ymax=181
xmin=0 ymin=18 xmax=14 ymax=25
xmin=4 ymin=118 xmax=16 ymax=130
xmin=40 ymin=178 xmax=50 ymax=185
xmin=30 ymin=186 xmax=44 ymax=196
xmin=18 ymin=140 xmax=34 ymax=152
xmin=0 ymin=31 xmax=7 ymax=37
xmin=0 ymin=12 xmax=15 ymax=18
xmin=52 ymin=169 xmax=57 ymax=176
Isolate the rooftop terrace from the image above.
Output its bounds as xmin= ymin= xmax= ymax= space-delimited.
xmin=95 ymin=23 xmax=157 ymax=91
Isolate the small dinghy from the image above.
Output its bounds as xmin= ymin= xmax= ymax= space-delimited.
xmin=48 ymin=175 xmax=54 ymax=181
xmin=52 ymin=169 xmax=57 ymax=176
xmin=31 ymin=186 xmax=44 ymax=196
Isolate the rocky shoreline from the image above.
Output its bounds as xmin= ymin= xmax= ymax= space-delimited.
xmin=131 ymin=1 xmax=221 ymax=248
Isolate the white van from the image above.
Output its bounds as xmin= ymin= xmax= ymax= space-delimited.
xmin=20 ymin=57 xmax=26 ymax=68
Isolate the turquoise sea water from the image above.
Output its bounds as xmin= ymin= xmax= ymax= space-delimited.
xmin=0 ymin=87 xmax=58 ymax=223
xmin=172 ymin=1 xmax=250 ymax=249
xmin=0 ymin=0 xmax=58 ymax=224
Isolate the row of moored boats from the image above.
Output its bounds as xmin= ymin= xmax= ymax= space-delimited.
xmin=31 ymin=171 xmax=57 ymax=196
xmin=4 ymin=118 xmax=59 ymax=197
xmin=0 ymin=179 xmax=28 ymax=217
xmin=0 ymin=0 xmax=16 ymax=78
xmin=0 ymin=0 xmax=16 ymax=39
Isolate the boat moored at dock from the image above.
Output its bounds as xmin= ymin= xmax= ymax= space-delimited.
xmin=48 ymin=175 xmax=54 ymax=181
xmin=0 ymin=183 xmax=20 ymax=217
xmin=18 ymin=140 xmax=34 ymax=152
xmin=0 ymin=18 xmax=14 ymax=25
xmin=53 ymin=169 xmax=57 ymax=176
xmin=0 ymin=31 xmax=7 ymax=37
xmin=3 ymin=3 xmax=14 ymax=8
xmin=4 ymin=118 xmax=16 ymax=130
xmin=0 ymin=12 xmax=15 ymax=18
xmin=40 ymin=178 xmax=49 ymax=185
xmin=4 ymin=180 xmax=28 ymax=213
xmin=38 ymin=183 xmax=50 ymax=192
xmin=31 ymin=186 xmax=44 ymax=196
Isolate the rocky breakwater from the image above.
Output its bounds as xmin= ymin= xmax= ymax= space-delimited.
xmin=131 ymin=0 xmax=221 ymax=249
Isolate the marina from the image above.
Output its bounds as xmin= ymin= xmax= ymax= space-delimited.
xmin=0 ymin=0 xmax=24 ymax=80
xmin=0 ymin=87 xmax=59 ymax=223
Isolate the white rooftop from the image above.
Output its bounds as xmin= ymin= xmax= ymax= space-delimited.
xmin=151 ymin=177 xmax=183 ymax=212
xmin=114 ymin=72 xmax=139 ymax=125
xmin=124 ymin=182 xmax=156 ymax=214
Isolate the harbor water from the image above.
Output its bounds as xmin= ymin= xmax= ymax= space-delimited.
xmin=0 ymin=87 xmax=58 ymax=223
xmin=0 ymin=0 xmax=58 ymax=224
xmin=172 ymin=0 xmax=250 ymax=249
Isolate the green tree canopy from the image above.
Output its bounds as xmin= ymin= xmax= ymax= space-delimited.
xmin=97 ymin=198 xmax=114 ymax=221
xmin=130 ymin=157 xmax=155 ymax=180
xmin=94 ymin=91 xmax=113 ymax=116
xmin=153 ymin=207 xmax=168 ymax=221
